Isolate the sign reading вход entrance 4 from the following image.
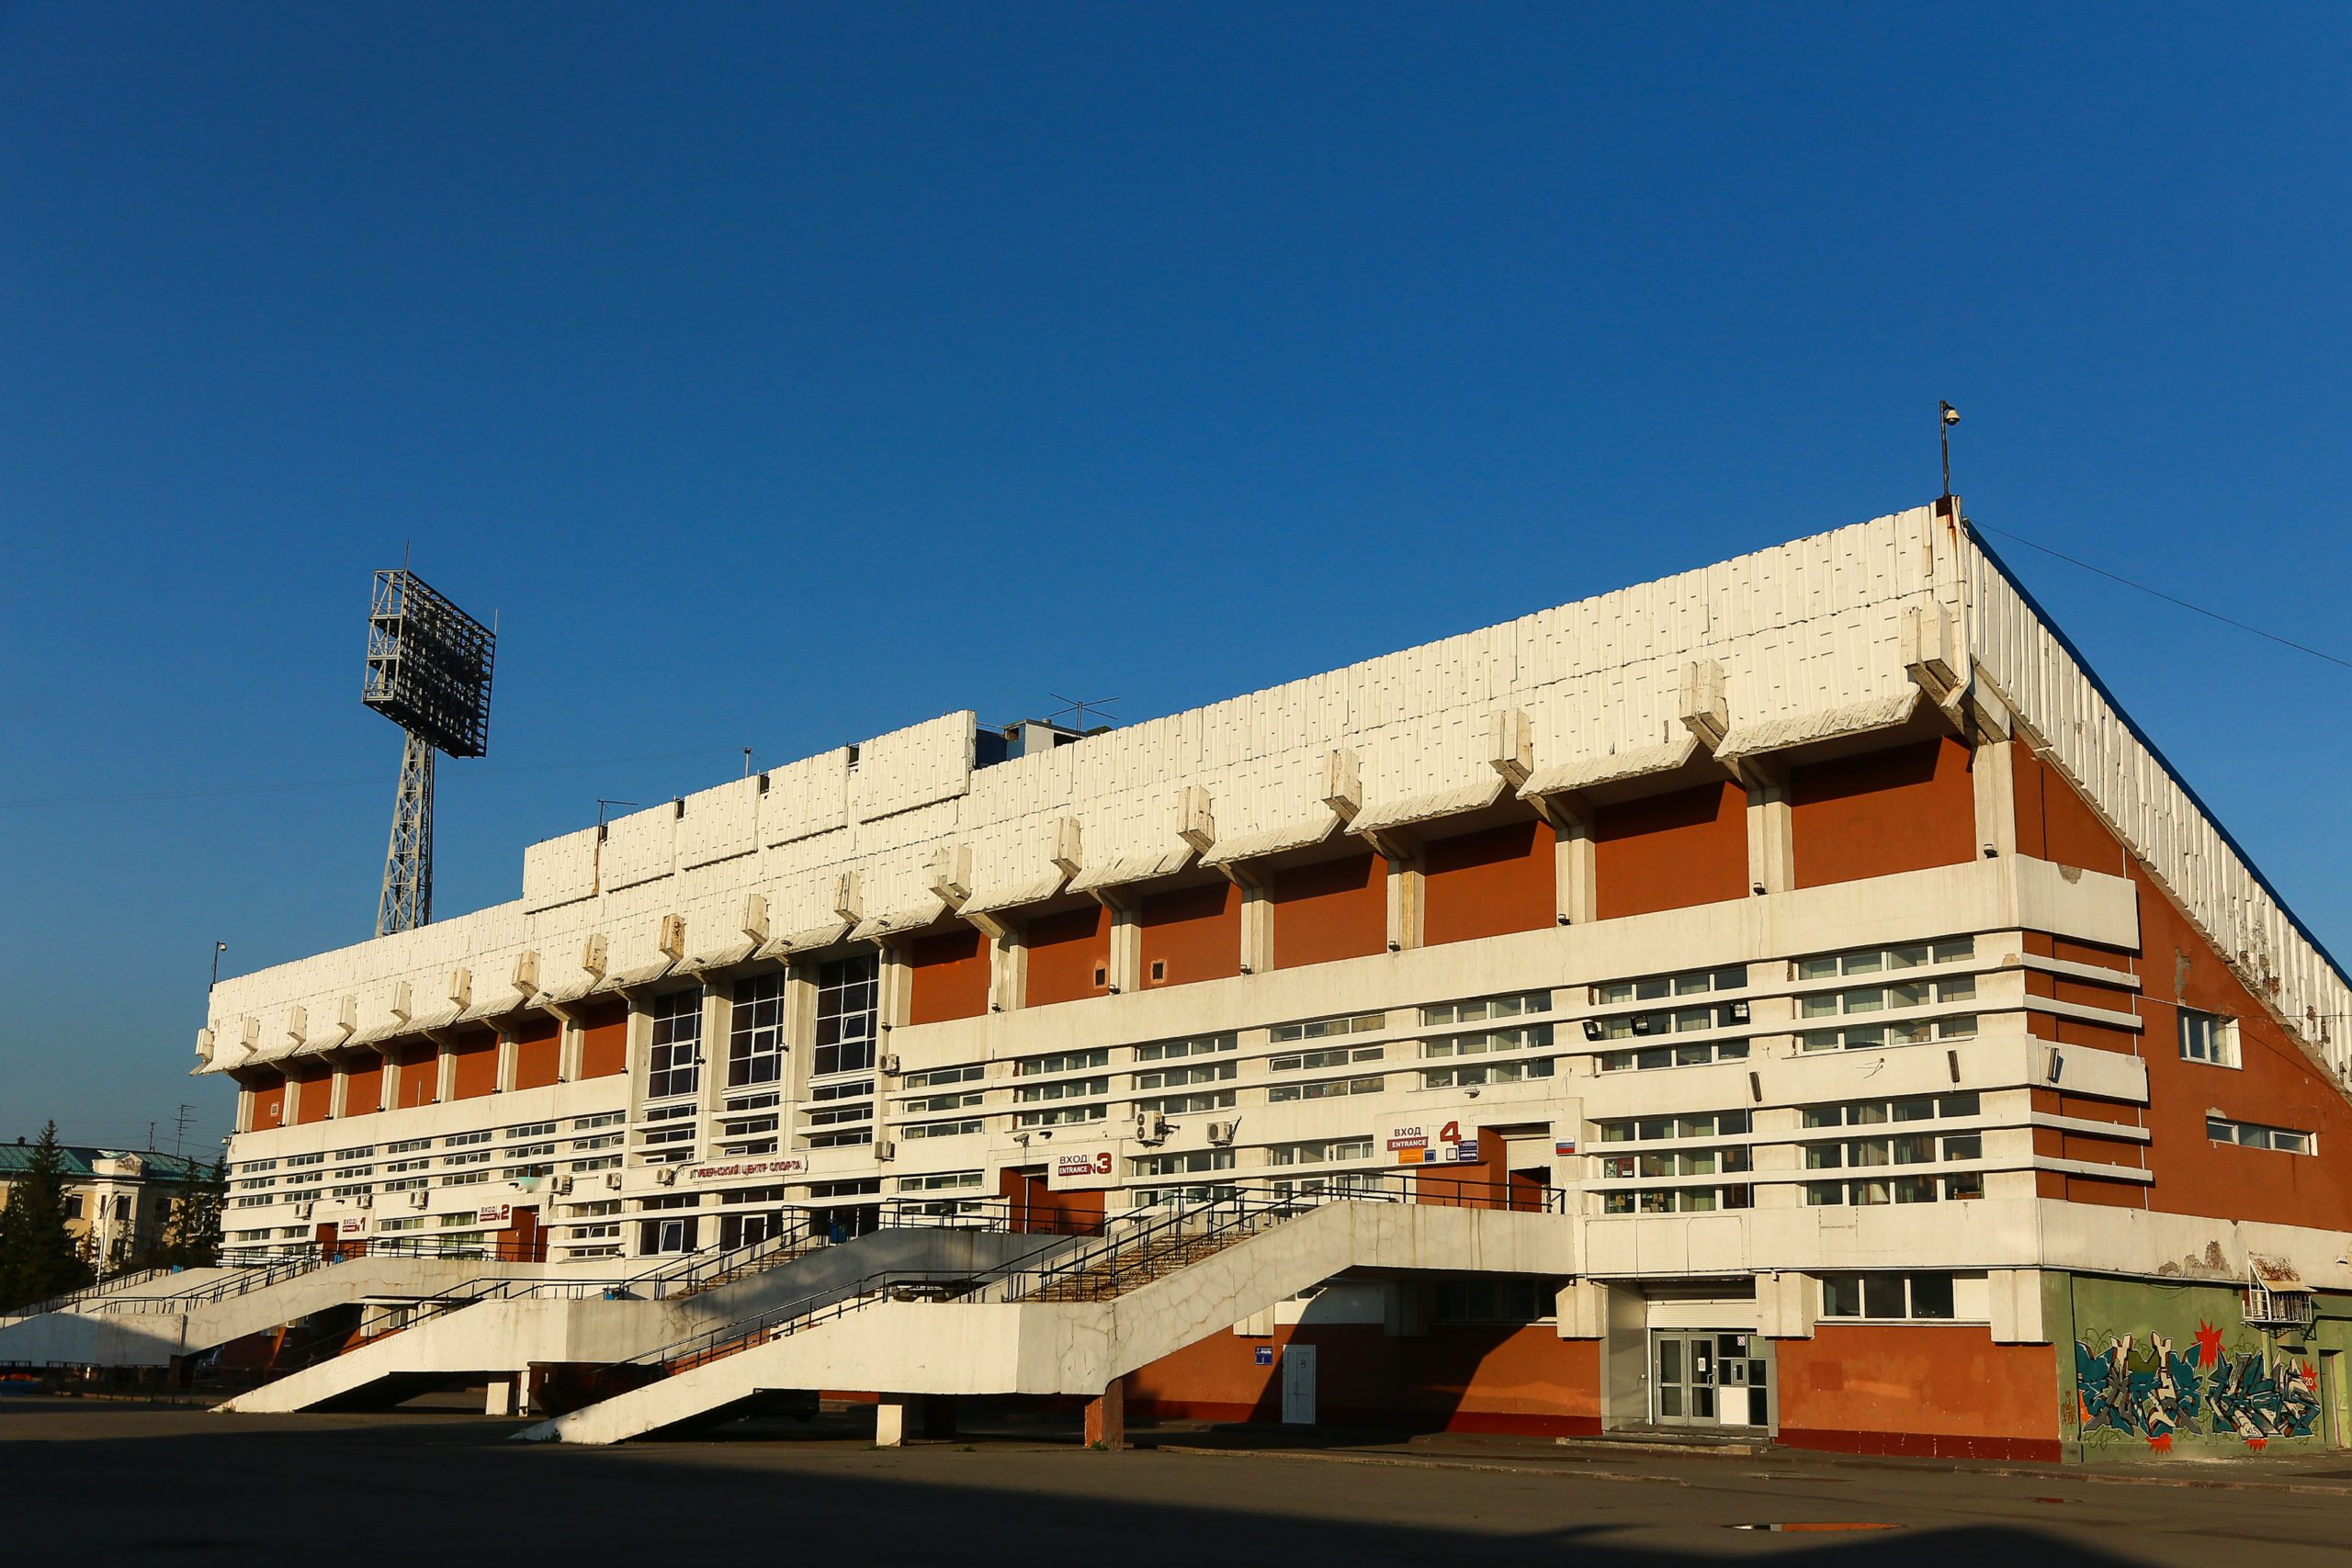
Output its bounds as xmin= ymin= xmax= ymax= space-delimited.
xmin=1379 ymin=1118 xmax=1480 ymax=1166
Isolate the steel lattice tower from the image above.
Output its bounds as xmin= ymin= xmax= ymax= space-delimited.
xmin=363 ymin=568 xmax=493 ymax=937
xmin=376 ymin=730 xmax=437 ymax=936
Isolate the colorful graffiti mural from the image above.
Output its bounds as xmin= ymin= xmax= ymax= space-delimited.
xmin=2075 ymin=1319 xmax=2317 ymax=1451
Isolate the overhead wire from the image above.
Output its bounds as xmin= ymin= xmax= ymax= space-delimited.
xmin=1977 ymin=524 xmax=2352 ymax=672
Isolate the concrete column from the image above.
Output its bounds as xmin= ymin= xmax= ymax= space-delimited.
xmin=989 ymin=928 xmax=1024 ymax=1013
xmin=435 ymin=1042 xmax=458 ymax=1104
xmin=1107 ymin=908 xmax=1142 ymax=993
xmin=1385 ymin=852 xmax=1424 ymax=953
xmin=557 ymin=1013 xmax=583 ymax=1084
xmin=876 ymin=1393 xmax=924 ymax=1447
xmin=1973 ymin=738 xmax=2018 ymax=861
xmin=1553 ymin=811 xmax=1596 ymax=924
xmin=1745 ymin=782 xmax=1794 ymax=896
xmin=495 ymin=1030 xmax=518 ymax=1094
xmin=1083 ymin=1378 xmax=1127 ymax=1450
xmin=1238 ymin=883 xmax=1273 ymax=974
xmin=327 ymin=1068 xmax=350 ymax=1121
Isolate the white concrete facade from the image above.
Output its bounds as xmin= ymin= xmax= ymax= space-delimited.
xmin=194 ymin=502 xmax=2352 ymax=1320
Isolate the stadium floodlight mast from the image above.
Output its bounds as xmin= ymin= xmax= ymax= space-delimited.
xmin=362 ymin=568 xmax=496 ymax=936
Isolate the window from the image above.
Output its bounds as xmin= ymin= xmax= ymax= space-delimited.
xmin=1133 ymin=1060 xmax=1238 ymax=1092
xmin=1268 ymin=1075 xmax=1385 ymax=1103
xmin=1131 ymin=1149 xmax=1234 ymax=1179
xmin=384 ymin=1139 xmax=430 ymax=1155
xmin=1134 ymin=1033 xmax=1235 ymax=1063
xmin=1593 ymin=966 xmax=1747 ymax=1006
xmin=2206 ymin=1114 xmax=2314 ymax=1155
xmin=1016 ymin=1048 xmax=1110 ymax=1077
xmin=443 ymin=1129 xmax=492 ymax=1147
xmin=1818 ymin=1272 xmax=1963 ymax=1320
xmin=2179 ymin=1009 xmax=2239 ymax=1067
xmin=902 ymin=1119 xmax=983 ymax=1140
xmin=1269 ymin=1012 xmax=1384 ymax=1043
xmin=1423 ymin=1023 xmax=1552 ymax=1059
xmin=897 ymin=1170 xmax=982 ymax=1194
xmin=1798 ymin=937 xmax=1973 ymax=982
xmin=647 ymin=988 xmax=703 ymax=1101
xmin=905 ymin=1090 xmax=983 ymax=1115
xmin=1597 ymin=1110 xmax=1751 ymax=1143
xmin=1583 ymin=1004 xmax=1747 ymax=1042
xmin=1423 ymin=1057 xmax=1555 ymax=1089
xmin=1600 ymin=1185 xmax=1752 ymax=1214
xmin=1424 ymin=991 xmax=1552 ymax=1026
xmin=287 ymin=1152 xmax=325 ymax=1168
xmin=1596 ymin=1040 xmax=1750 ymax=1072
xmin=812 ymin=954 xmax=878 ymax=1078
xmin=1799 ymin=1010 xmax=1977 ymax=1054
xmin=503 ymin=1122 xmax=556 ymax=1140
xmin=728 ymin=972 xmax=786 ymax=1089
xmin=902 ymin=1064 xmax=984 ymax=1089
xmin=1435 ymin=1277 xmax=1551 ymax=1323
xmin=1270 ymin=1044 xmax=1384 ymax=1073
xmin=1268 ymin=1137 xmax=1375 ymax=1167
xmin=571 ymin=1112 xmax=625 ymax=1132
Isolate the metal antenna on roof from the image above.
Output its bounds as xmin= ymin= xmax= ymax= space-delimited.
xmin=1047 ymin=693 xmax=1119 ymax=729
xmin=1939 ymin=401 xmax=1962 ymax=500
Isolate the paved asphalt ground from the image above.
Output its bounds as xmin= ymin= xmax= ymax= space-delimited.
xmin=4 ymin=1399 xmax=2348 ymax=1566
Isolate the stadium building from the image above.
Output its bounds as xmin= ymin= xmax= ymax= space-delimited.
xmin=29 ymin=499 xmax=2352 ymax=1460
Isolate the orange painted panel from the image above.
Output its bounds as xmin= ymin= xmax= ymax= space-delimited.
xmin=577 ymin=1001 xmax=629 ymax=1080
xmin=244 ymin=1073 xmax=288 ymax=1131
xmin=447 ymin=1031 xmax=499 ymax=1100
xmin=1126 ymin=1322 xmax=1601 ymax=1437
xmin=511 ymin=1015 xmax=562 ymax=1091
xmin=290 ymin=1065 xmax=334 ymax=1125
xmin=388 ymin=1042 xmax=438 ymax=1109
xmin=1789 ymin=738 xmax=1976 ymax=888
xmin=1026 ymin=904 xmax=1112 ymax=1007
xmin=339 ymin=1058 xmax=384 ymax=1118
xmin=908 ymin=927 xmax=991 ymax=1024
xmin=1592 ymin=780 xmax=1748 ymax=919
xmin=2012 ymin=747 xmax=2126 ymax=874
xmin=1271 ymin=852 xmax=1386 ymax=969
xmin=1776 ymin=1323 xmax=2058 ymax=1458
xmin=1137 ymin=882 xmax=1239 ymax=988
xmin=1422 ymin=820 xmax=1555 ymax=946
xmin=2019 ymin=750 xmax=2352 ymax=1233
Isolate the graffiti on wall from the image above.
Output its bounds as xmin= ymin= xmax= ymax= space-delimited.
xmin=2075 ymin=1319 xmax=2317 ymax=1451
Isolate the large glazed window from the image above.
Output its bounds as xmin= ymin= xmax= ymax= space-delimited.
xmin=813 ymin=955 xmax=879 ymax=1078
xmin=728 ymin=972 xmax=786 ymax=1089
xmin=647 ymin=988 xmax=703 ymax=1102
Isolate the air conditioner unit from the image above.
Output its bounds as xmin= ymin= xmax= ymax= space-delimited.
xmin=552 ymin=1176 xmax=574 ymax=1195
xmin=876 ymin=1140 xmax=896 ymax=1161
xmin=409 ymin=1190 xmax=429 ymax=1210
xmin=1205 ymin=1122 xmax=1236 ymax=1146
xmin=654 ymin=1167 xmax=678 ymax=1187
xmin=879 ymin=1053 xmax=901 ymax=1076
xmin=659 ymin=913 xmax=687 ymax=960
xmin=294 ymin=1201 xmax=315 ymax=1219
xmin=604 ymin=1172 xmax=624 ymax=1190
xmin=355 ymin=1193 xmax=373 ymax=1210
xmin=1581 ymin=1020 xmax=1604 ymax=1043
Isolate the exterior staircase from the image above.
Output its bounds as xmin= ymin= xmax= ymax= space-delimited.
xmin=519 ymin=1185 xmax=1577 ymax=1446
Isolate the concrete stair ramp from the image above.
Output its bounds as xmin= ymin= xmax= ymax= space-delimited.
xmin=519 ymin=1200 xmax=1575 ymax=1446
xmin=0 ymin=1255 xmax=525 ymax=1369
xmin=220 ymin=1225 xmax=1049 ymax=1414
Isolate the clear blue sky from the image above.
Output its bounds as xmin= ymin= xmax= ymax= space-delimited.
xmin=4 ymin=4 xmax=2347 ymax=1156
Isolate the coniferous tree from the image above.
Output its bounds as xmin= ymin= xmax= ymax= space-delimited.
xmin=153 ymin=1161 xmax=226 ymax=1269
xmin=0 ymin=1122 xmax=93 ymax=1311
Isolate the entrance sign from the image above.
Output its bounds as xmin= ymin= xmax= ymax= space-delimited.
xmin=1046 ymin=1145 xmax=1122 ymax=1191
xmin=1379 ymin=1118 xmax=1481 ymax=1165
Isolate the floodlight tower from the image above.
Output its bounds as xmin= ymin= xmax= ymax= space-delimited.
xmin=362 ymin=570 xmax=495 ymax=936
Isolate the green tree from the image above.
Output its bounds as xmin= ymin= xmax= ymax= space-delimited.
xmin=152 ymin=1161 xmax=225 ymax=1269
xmin=0 ymin=1122 xmax=93 ymax=1311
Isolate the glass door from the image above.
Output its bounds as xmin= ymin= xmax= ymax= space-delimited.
xmin=1651 ymin=1331 xmax=1716 ymax=1424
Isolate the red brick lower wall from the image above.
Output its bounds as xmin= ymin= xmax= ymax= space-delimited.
xmin=1774 ymin=1324 xmax=2062 ymax=1462
xmin=1125 ymin=1322 xmax=1602 ymax=1438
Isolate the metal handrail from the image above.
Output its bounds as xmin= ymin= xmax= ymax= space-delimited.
xmin=619 ymin=1170 xmax=1565 ymax=1376
xmin=4 ymin=1264 xmax=177 ymax=1319
xmin=92 ymin=1237 xmax=495 ymax=1314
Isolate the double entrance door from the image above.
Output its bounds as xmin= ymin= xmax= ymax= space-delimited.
xmin=1651 ymin=1329 xmax=1770 ymax=1427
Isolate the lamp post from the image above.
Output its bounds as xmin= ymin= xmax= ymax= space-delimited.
xmin=209 ymin=941 xmax=228 ymax=990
